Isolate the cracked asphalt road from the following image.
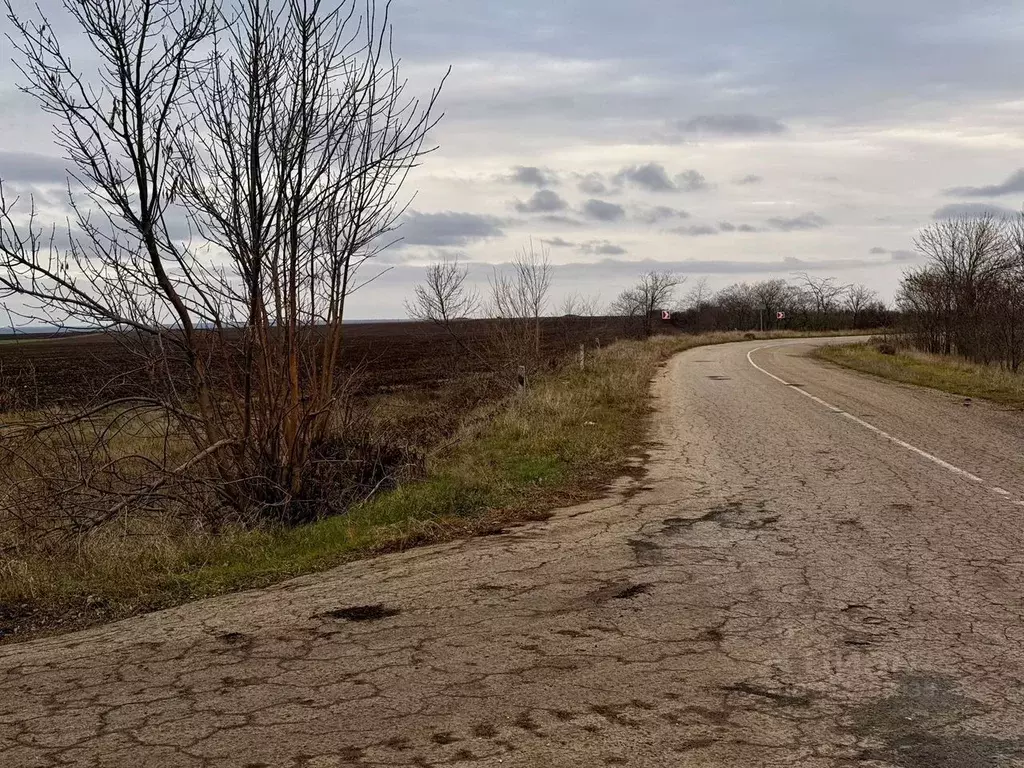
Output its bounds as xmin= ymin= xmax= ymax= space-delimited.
xmin=4 ymin=337 xmax=1024 ymax=767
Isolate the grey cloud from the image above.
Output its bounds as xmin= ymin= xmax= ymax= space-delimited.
xmin=869 ymin=246 xmax=888 ymax=254
xmin=549 ymin=256 xmax=896 ymax=278
xmin=397 ymin=211 xmax=507 ymax=247
xmin=513 ymin=189 xmax=568 ymax=214
xmin=581 ymin=198 xmax=626 ymax=222
xmin=541 ymin=236 xmax=575 ymax=248
xmin=670 ymin=224 xmax=718 ymax=237
xmin=676 ymin=114 xmax=787 ymax=136
xmin=508 ymin=165 xmax=558 ymax=188
xmin=945 ymin=169 xmax=1024 ymax=197
xmin=674 ymin=170 xmax=709 ymax=192
xmin=933 ymin=202 xmax=1017 ymax=219
xmin=635 ymin=205 xmax=690 ymax=224
xmin=613 ymin=162 xmax=676 ymax=192
xmin=0 ymin=151 xmax=70 ymax=184
xmin=766 ymin=212 xmax=828 ymax=231
xmin=736 ymin=174 xmax=763 ymax=185
xmin=718 ymin=222 xmax=736 ymax=232
xmin=539 ymin=214 xmax=584 ymax=226
xmin=890 ymin=250 xmax=918 ymax=263
xmin=737 ymin=224 xmax=759 ymax=233
xmin=579 ymin=240 xmax=627 ymax=256
xmin=576 ymin=172 xmax=610 ymax=195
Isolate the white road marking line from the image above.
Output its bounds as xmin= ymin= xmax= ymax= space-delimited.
xmin=746 ymin=344 xmax=991 ymax=488
xmin=992 ymin=487 xmax=1012 ymax=497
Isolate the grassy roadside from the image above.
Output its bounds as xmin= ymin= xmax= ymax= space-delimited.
xmin=815 ymin=343 xmax=1024 ymax=408
xmin=1 ymin=329 xmax=860 ymax=641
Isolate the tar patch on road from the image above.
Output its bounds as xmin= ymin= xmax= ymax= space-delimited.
xmin=320 ymin=604 xmax=401 ymax=622
xmin=661 ymin=502 xmax=779 ymax=534
xmin=850 ymin=674 xmax=1024 ymax=768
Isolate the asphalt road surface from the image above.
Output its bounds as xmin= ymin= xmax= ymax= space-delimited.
xmin=4 ymin=336 xmax=1024 ymax=767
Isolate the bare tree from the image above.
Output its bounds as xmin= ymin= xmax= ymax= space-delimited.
xmin=406 ymin=255 xmax=479 ymax=326
xmin=488 ymin=241 xmax=553 ymax=364
xmin=751 ymin=279 xmax=790 ymax=330
xmin=611 ymin=271 xmax=684 ymax=337
xmin=844 ymin=284 xmax=878 ymax=327
xmin=683 ymin=277 xmax=711 ymax=310
xmin=406 ymin=254 xmax=494 ymax=374
xmin=794 ymin=273 xmax=848 ymax=329
xmin=0 ymin=0 xmax=446 ymax=525
xmin=560 ymin=292 xmax=603 ymax=317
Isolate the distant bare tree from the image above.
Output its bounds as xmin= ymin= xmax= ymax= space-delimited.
xmin=560 ymin=292 xmax=603 ymax=317
xmin=489 ymin=241 xmax=553 ymax=363
xmin=611 ymin=271 xmax=684 ymax=337
xmin=751 ymin=279 xmax=790 ymax=329
xmin=406 ymin=255 xmax=480 ymax=326
xmin=795 ymin=273 xmax=848 ymax=328
xmin=0 ymin=0 xmax=446 ymax=526
xmin=844 ymin=284 xmax=878 ymax=327
xmin=406 ymin=255 xmax=494 ymax=372
xmin=683 ymin=277 xmax=711 ymax=310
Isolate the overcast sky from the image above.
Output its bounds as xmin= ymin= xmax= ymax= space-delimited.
xmin=4 ymin=0 xmax=1024 ymax=318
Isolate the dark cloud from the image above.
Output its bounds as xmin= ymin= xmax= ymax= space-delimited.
xmin=635 ymin=205 xmax=690 ymax=224
xmin=735 ymin=174 xmax=763 ymax=185
xmin=613 ymin=162 xmax=676 ymax=192
xmin=766 ymin=212 xmax=828 ymax=231
xmin=576 ymin=172 xmax=610 ymax=195
xmin=718 ymin=222 xmax=736 ymax=232
xmin=674 ymin=114 xmax=787 ymax=136
xmin=737 ymin=224 xmax=759 ymax=233
xmin=0 ymin=151 xmax=70 ymax=185
xmin=670 ymin=224 xmax=718 ymax=237
xmin=944 ymin=169 xmax=1024 ymax=197
xmin=397 ymin=211 xmax=507 ymax=247
xmin=579 ymin=240 xmax=627 ymax=256
xmin=581 ymin=198 xmax=626 ymax=222
xmin=933 ymin=202 xmax=1017 ymax=219
xmin=508 ymin=165 xmax=558 ymax=188
xmin=513 ymin=189 xmax=568 ymax=214
xmin=674 ymin=170 xmax=709 ymax=192
xmin=541 ymin=236 xmax=575 ymax=248
xmin=869 ymin=246 xmax=888 ymax=254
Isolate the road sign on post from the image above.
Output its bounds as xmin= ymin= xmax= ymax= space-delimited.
xmin=777 ymin=311 xmax=786 ymax=320
xmin=661 ymin=310 xmax=671 ymax=321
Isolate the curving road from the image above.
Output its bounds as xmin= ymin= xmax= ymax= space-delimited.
xmin=4 ymin=337 xmax=1024 ymax=767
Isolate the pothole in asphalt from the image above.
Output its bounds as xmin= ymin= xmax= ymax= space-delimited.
xmin=707 ymin=375 xmax=732 ymax=380
xmin=849 ymin=674 xmax=1024 ymax=768
xmin=320 ymin=604 xmax=401 ymax=622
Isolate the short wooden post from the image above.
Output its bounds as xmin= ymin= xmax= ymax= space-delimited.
xmin=578 ymin=344 xmax=586 ymax=370
xmin=517 ymin=365 xmax=527 ymax=392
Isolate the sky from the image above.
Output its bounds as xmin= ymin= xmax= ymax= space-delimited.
xmin=4 ymin=0 xmax=1024 ymax=318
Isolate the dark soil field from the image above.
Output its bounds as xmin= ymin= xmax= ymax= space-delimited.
xmin=0 ymin=317 xmax=635 ymax=411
